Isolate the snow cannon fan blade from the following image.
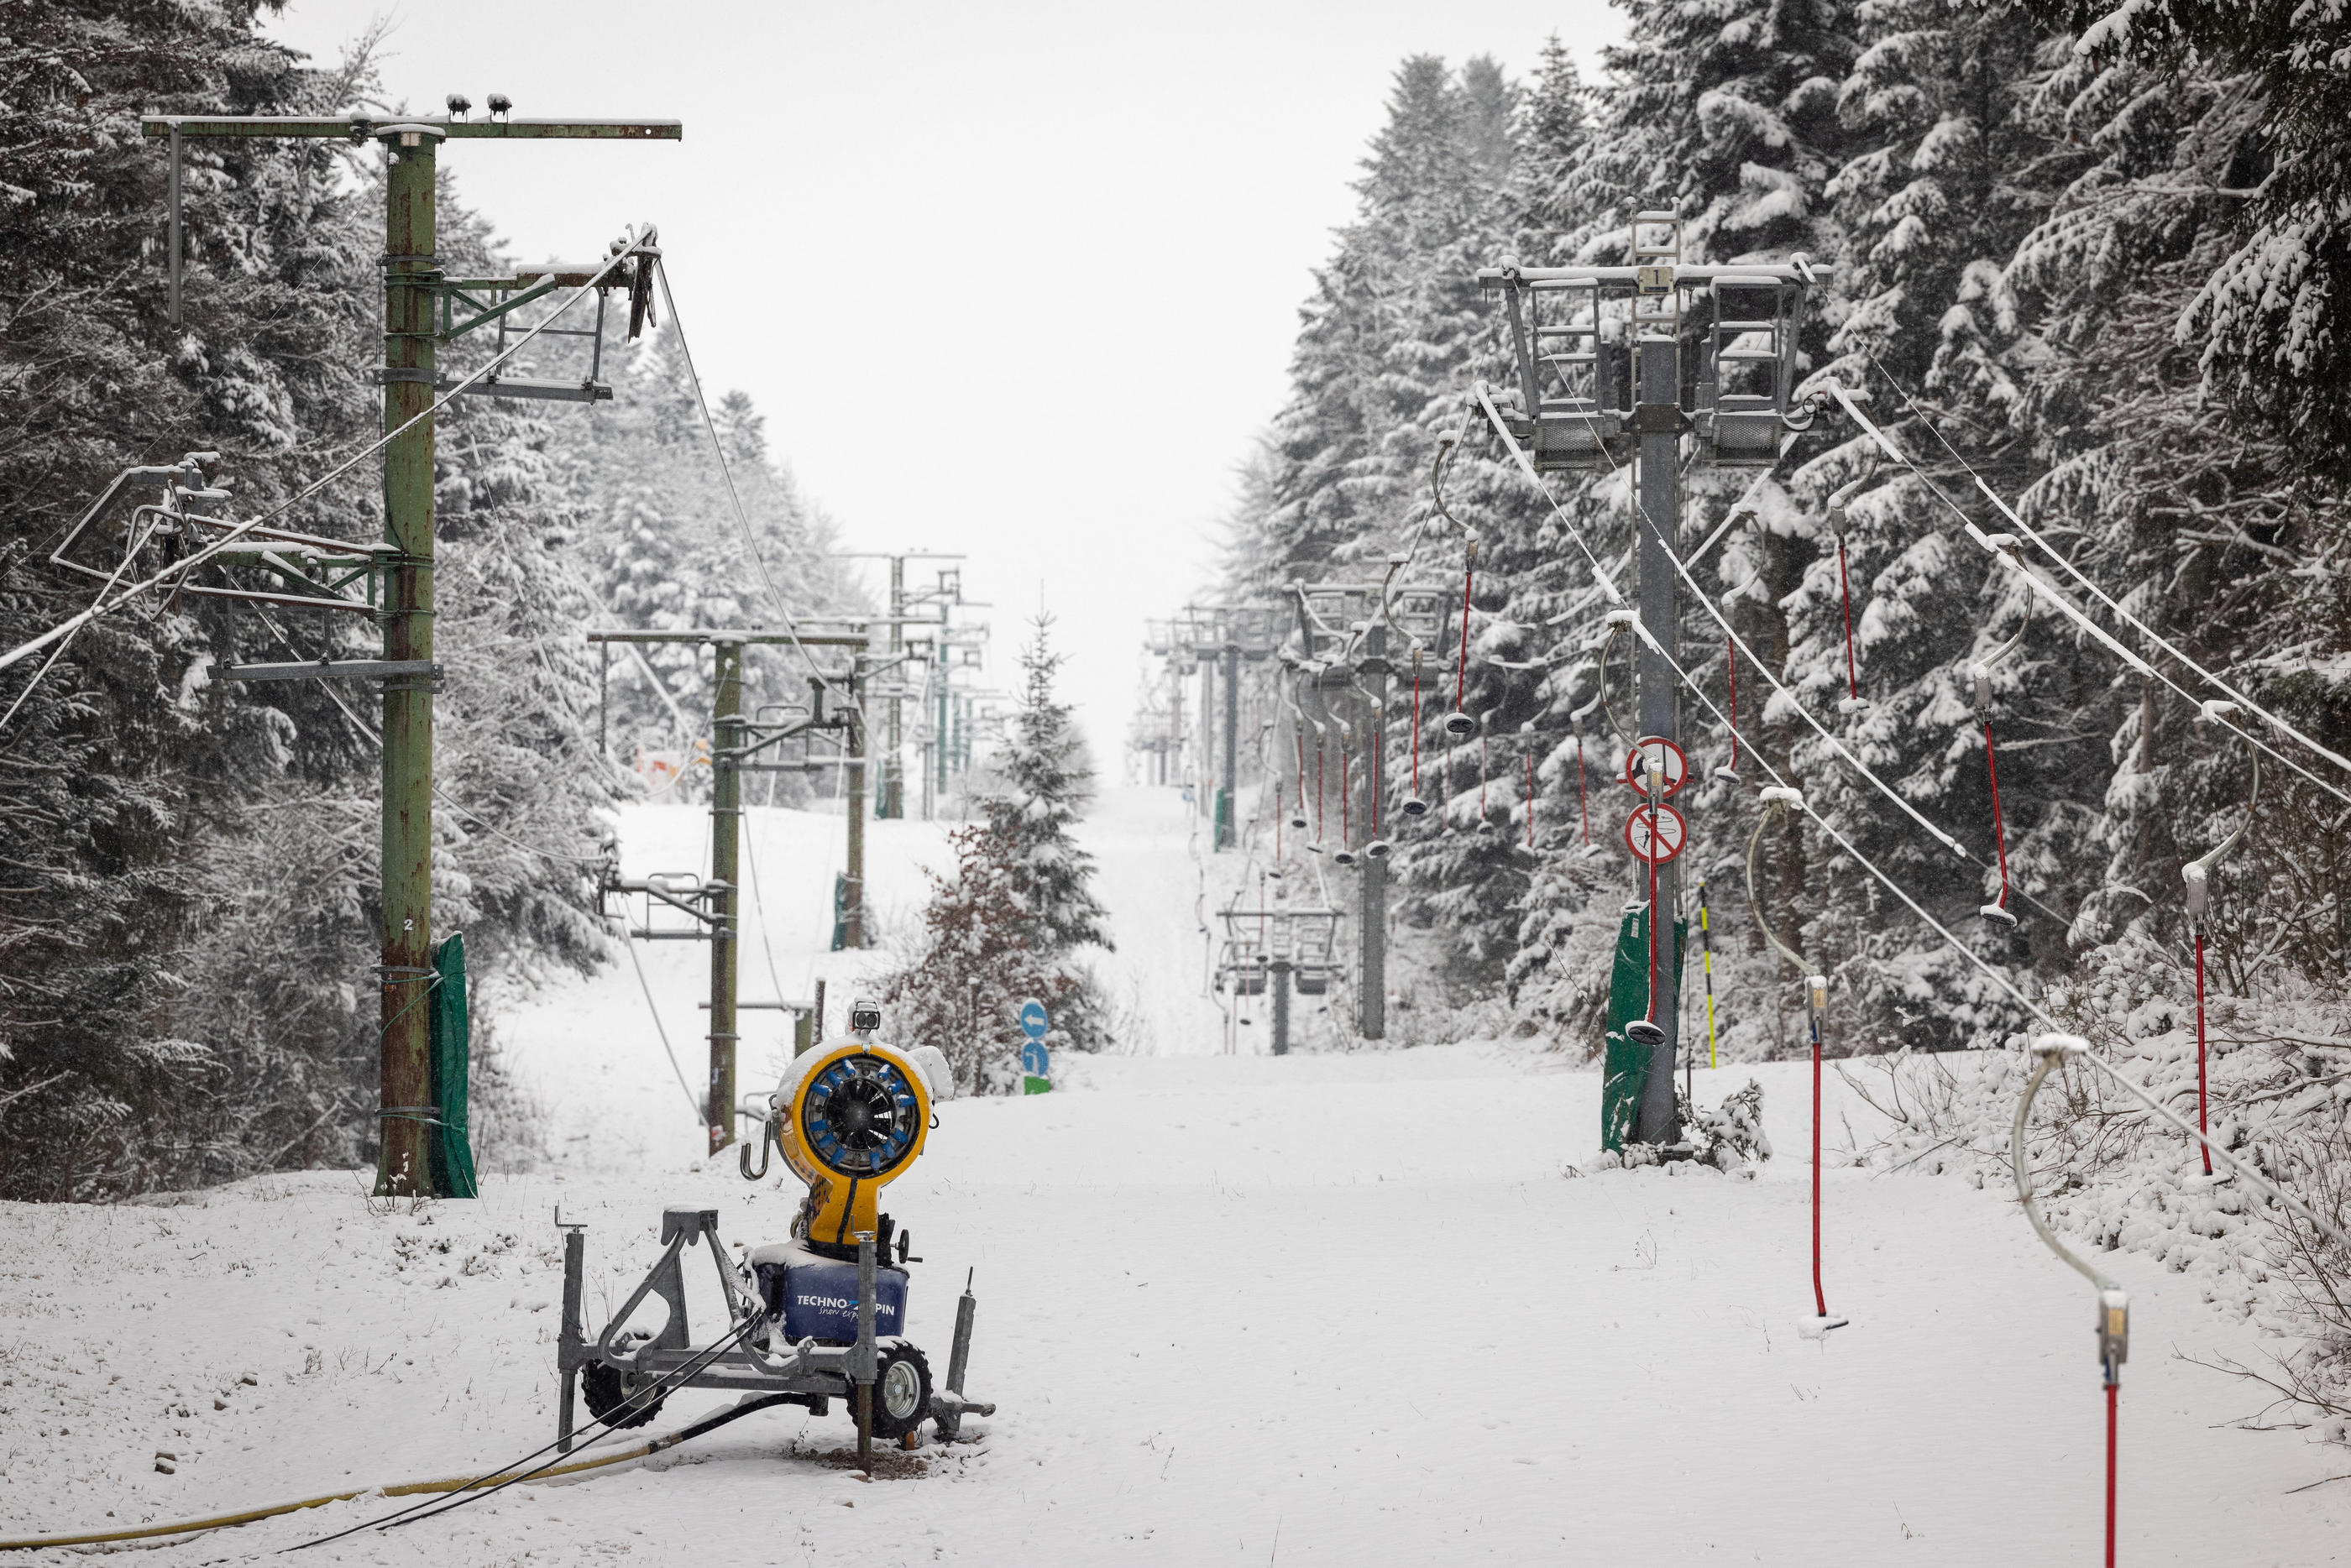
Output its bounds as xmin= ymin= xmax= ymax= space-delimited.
xmin=1443 ymin=711 xmax=1477 ymax=739
xmin=1400 ymin=796 xmax=1429 ymax=819
xmin=1364 ymin=838 xmax=1392 ymax=860
xmin=773 ymin=1029 xmax=935 ymax=1252
xmin=1978 ymin=903 xmax=2018 ymax=929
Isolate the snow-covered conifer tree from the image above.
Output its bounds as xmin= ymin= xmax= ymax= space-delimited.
xmin=977 ymin=619 xmax=1116 ymax=1049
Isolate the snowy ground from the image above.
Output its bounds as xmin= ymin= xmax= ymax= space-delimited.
xmin=2 ymin=788 xmax=2343 ymax=1563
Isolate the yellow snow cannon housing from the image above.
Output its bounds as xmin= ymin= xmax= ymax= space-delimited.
xmin=777 ymin=1038 xmax=935 ymax=1250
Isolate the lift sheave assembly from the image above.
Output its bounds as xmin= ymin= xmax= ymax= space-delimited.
xmin=558 ymin=1004 xmax=992 ymax=1457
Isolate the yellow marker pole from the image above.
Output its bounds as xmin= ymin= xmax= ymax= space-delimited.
xmin=1698 ymin=878 xmax=1720 ymax=1069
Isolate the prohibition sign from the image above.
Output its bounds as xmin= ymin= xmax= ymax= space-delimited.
xmin=1621 ymin=736 xmax=1689 ymax=800
xmin=1624 ymin=802 xmax=1688 ymax=865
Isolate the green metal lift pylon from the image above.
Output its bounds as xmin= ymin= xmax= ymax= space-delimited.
xmin=142 ymin=111 xmax=682 ymax=1196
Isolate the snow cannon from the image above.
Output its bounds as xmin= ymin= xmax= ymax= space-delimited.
xmin=771 ymin=1010 xmax=943 ymax=1252
xmin=556 ymin=1001 xmax=992 ymax=1461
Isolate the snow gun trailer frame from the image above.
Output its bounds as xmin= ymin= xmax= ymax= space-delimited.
xmin=555 ymin=1206 xmax=994 ymax=1454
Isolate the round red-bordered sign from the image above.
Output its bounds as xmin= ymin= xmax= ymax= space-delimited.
xmin=1624 ymin=802 xmax=1688 ymax=865
xmin=1620 ymin=736 xmax=1689 ymax=800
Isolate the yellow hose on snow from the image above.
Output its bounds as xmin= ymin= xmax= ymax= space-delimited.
xmin=0 ymin=1438 xmax=657 ymax=1552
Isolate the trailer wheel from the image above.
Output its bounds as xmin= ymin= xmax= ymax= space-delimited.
xmin=582 ymin=1331 xmax=666 ymax=1429
xmin=868 ymin=1342 xmax=932 ymax=1440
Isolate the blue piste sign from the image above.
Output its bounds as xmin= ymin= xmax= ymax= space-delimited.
xmin=1018 ymin=999 xmax=1050 ymax=1094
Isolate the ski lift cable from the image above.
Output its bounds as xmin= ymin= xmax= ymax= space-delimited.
xmin=1826 ymin=375 xmax=2351 ymax=811
xmin=1485 ymin=386 xmax=2062 ymax=933
xmin=738 ymin=807 xmax=792 ymax=1013
xmin=1472 ymin=382 xmax=1972 ymax=860
xmin=0 ymin=231 xmax=649 ymax=705
xmin=650 ymin=262 xmax=851 ymax=709
xmin=616 ymin=923 xmax=704 ymax=1122
xmin=1474 ymin=392 xmax=2346 ymax=1242
xmin=1864 ymin=346 xmax=2351 ymax=787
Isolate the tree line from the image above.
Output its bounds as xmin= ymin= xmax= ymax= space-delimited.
xmin=0 ymin=3 xmax=848 ymax=1198
xmin=1223 ymin=1 xmax=2348 ymax=1069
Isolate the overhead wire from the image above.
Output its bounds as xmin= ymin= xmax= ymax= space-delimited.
xmin=651 ymin=261 xmax=855 ymax=709
xmin=0 ymin=230 xmax=650 ymax=721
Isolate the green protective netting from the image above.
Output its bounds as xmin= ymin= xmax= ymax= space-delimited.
xmin=830 ymin=871 xmax=849 ymax=952
xmin=1600 ymin=903 xmax=1686 ymax=1153
xmin=427 ymin=932 xmax=480 ymax=1199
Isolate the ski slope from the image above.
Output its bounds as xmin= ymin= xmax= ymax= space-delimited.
xmin=0 ymin=787 xmax=2343 ymax=1563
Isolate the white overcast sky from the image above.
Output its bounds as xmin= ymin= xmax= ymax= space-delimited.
xmin=262 ymin=0 xmax=1623 ymax=766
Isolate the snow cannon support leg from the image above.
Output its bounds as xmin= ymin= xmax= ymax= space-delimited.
xmin=856 ymin=1231 xmax=877 ymax=1471
xmin=556 ymin=1215 xmax=588 ymax=1453
xmin=930 ymin=1269 xmax=997 ymax=1440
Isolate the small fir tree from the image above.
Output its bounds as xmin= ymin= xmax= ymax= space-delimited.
xmin=973 ymin=617 xmax=1117 ymax=1049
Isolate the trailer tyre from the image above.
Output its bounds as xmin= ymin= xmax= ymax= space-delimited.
xmin=582 ymin=1332 xmax=667 ymax=1430
xmin=869 ymin=1342 xmax=932 ymax=1440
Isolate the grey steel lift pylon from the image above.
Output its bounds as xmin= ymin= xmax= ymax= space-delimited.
xmin=1214 ymin=902 xmax=1341 ymax=1055
xmin=835 ymin=554 xmax=966 ymax=818
xmin=1140 ymin=619 xmax=1196 ymax=791
xmin=1285 ymin=581 xmax=1450 ymax=1042
xmin=1148 ymin=606 xmax=1279 ymax=849
xmin=588 ymin=627 xmax=867 ymax=1155
xmin=136 ymin=105 xmax=680 ymax=1196
xmin=1475 ymin=211 xmax=1822 ymax=1147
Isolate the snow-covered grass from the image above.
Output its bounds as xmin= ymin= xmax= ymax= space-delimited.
xmin=2 ymin=790 xmax=2343 ymax=1562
